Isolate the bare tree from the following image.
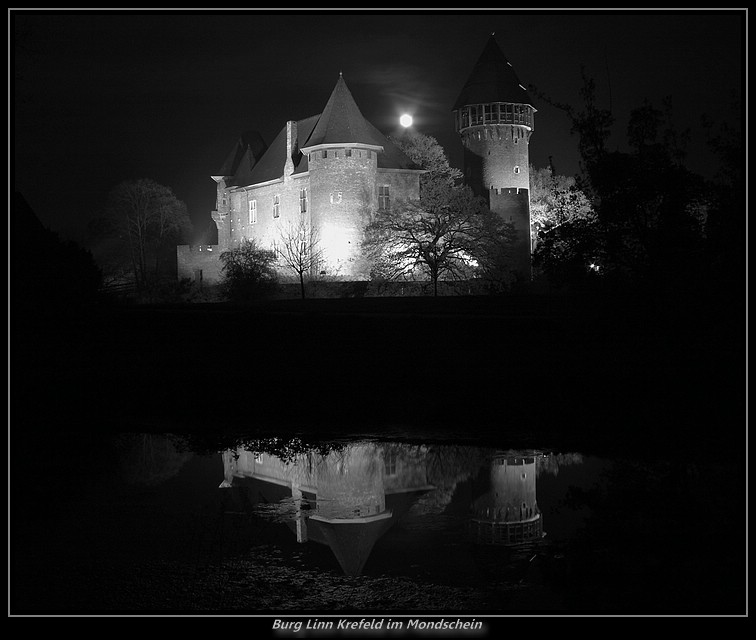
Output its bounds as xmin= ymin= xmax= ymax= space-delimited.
xmin=98 ymin=179 xmax=191 ymax=290
xmin=364 ymin=182 xmax=514 ymax=296
xmin=275 ymin=214 xmax=324 ymax=299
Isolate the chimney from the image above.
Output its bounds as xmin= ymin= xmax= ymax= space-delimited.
xmin=284 ymin=120 xmax=298 ymax=178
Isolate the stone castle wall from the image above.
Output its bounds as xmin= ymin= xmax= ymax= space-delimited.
xmin=181 ymin=139 xmax=420 ymax=284
xmin=176 ymin=244 xmax=223 ymax=283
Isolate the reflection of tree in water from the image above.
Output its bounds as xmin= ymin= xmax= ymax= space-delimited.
xmin=412 ymin=445 xmax=490 ymax=514
xmin=234 ymin=438 xmax=351 ymax=495
xmin=115 ymin=434 xmax=193 ymax=486
xmin=536 ymin=452 xmax=584 ymax=477
xmin=173 ymin=434 xmax=345 ymax=461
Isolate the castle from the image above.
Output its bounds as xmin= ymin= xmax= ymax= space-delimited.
xmin=177 ymin=35 xmax=535 ymax=286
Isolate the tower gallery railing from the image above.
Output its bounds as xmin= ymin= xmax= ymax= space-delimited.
xmin=455 ymin=103 xmax=534 ymax=131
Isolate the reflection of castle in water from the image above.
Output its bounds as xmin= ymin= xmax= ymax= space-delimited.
xmin=219 ymin=442 xmax=549 ymax=575
xmin=220 ymin=442 xmax=435 ymax=575
xmin=469 ymin=452 xmax=544 ymax=545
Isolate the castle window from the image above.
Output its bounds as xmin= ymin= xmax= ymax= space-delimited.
xmin=300 ymin=188 xmax=308 ymax=213
xmin=345 ymin=149 xmax=352 ymax=158
xmin=514 ymin=166 xmax=521 ymax=174
xmin=322 ymin=150 xmax=328 ymax=159
xmin=249 ymin=199 xmax=257 ymax=224
xmin=484 ymin=104 xmax=493 ymax=123
xmin=273 ymin=194 xmax=280 ymax=218
xmin=461 ymin=107 xmax=470 ymax=129
xmin=334 ymin=149 xmax=340 ymax=158
xmin=384 ymin=449 xmax=397 ymax=476
xmin=378 ymin=185 xmax=390 ymax=210
xmin=330 ymin=191 xmax=342 ymax=205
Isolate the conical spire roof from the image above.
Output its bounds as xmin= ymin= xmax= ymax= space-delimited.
xmin=453 ymin=35 xmax=535 ymax=110
xmin=303 ymin=74 xmax=381 ymax=148
xmin=305 ymin=516 xmax=395 ymax=576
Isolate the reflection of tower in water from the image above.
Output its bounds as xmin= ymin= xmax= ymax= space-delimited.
xmin=469 ymin=452 xmax=544 ymax=545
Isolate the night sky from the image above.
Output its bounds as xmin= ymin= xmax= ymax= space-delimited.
xmin=13 ymin=9 xmax=744 ymax=244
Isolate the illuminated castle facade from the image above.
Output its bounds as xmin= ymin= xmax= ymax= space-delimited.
xmin=177 ymin=35 xmax=534 ymax=285
xmin=177 ymin=74 xmax=422 ymax=284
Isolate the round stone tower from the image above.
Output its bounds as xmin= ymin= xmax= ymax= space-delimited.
xmin=301 ymin=74 xmax=382 ymax=278
xmin=305 ymin=142 xmax=379 ymax=277
xmin=453 ymin=34 xmax=537 ymax=278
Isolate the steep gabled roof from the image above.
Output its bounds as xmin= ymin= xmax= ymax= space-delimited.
xmin=216 ymin=130 xmax=267 ymax=179
xmin=228 ymin=114 xmax=320 ymax=187
xmin=453 ymin=35 xmax=536 ymax=110
xmin=225 ymin=75 xmax=420 ymax=189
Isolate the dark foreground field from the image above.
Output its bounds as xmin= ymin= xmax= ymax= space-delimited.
xmin=14 ymin=291 xmax=744 ymax=456
xmin=11 ymin=291 xmax=746 ymax=617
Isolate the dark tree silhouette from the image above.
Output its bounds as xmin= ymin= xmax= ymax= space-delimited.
xmin=13 ymin=191 xmax=102 ymax=308
xmin=219 ymin=238 xmax=279 ymax=302
xmin=92 ymin=179 xmax=191 ymax=292
xmin=531 ymin=73 xmax=714 ymax=294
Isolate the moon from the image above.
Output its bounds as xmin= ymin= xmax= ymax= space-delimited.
xmin=399 ymin=114 xmax=413 ymax=127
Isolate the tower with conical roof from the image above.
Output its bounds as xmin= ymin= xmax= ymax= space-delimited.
xmin=453 ymin=34 xmax=536 ymax=278
xmin=300 ymin=73 xmax=385 ymax=275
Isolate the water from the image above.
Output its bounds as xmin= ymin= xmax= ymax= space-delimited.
xmin=9 ymin=432 xmax=746 ymax=616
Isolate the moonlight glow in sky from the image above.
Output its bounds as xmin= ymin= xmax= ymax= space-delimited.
xmin=400 ymin=114 xmax=413 ymax=128
xmin=12 ymin=9 xmax=744 ymax=245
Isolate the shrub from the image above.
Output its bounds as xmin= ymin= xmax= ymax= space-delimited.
xmin=219 ymin=239 xmax=279 ymax=302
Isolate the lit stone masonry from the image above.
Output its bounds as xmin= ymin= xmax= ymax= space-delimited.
xmin=178 ymin=75 xmax=421 ymax=284
xmin=178 ymin=35 xmax=536 ymax=285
